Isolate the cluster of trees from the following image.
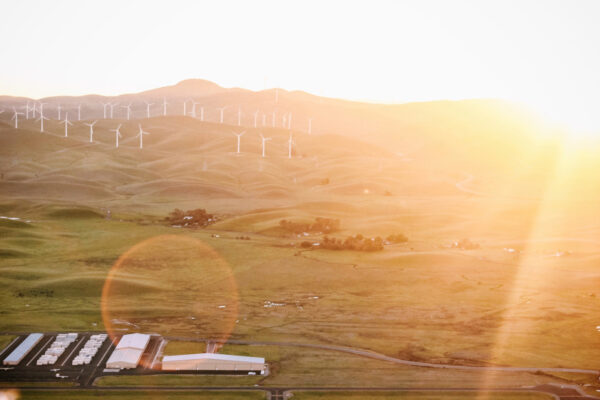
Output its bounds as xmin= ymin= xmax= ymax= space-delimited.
xmin=165 ymin=208 xmax=216 ymax=227
xmin=387 ymin=233 xmax=409 ymax=243
xmin=312 ymin=234 xmax=384 ymax=251
xmin=235 ymin=236 xmax=251 ymax=240
xmin=279 ymin=217 xmax=341 ymax=234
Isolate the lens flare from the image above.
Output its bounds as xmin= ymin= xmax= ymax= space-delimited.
xmin=101 ymin=235 xmax=239 ymax=353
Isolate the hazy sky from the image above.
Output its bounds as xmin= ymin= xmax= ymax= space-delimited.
xmin=1 ymin=0 xmax=599 ymax=130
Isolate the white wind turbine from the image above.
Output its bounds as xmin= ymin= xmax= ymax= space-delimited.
xmin=101 ymin=102 xmax=109 ymax=119
xmin=57 ymin=104 xmax=62 ymax=120
xmin=233 ymin=131 xmax=245 ymax=154
xmin=122 ymin=103 xmax=132 ymax=120
xmin=77 ymin=104 xmax=82 ymax=121
xmin=183 ymin=99 xmax=187 ymax=116
xmin=110 ymin=124 xmax=122 ymax=148
xmin=191 ymin=101 xmax=199 ymax=118
xmin=61 ymin=112 xmax=73 ymax=137
xmin=137 ymin=124 xmax=150 ymax=149
xmin=36 ymin=103 xmax=49 ymax=132
xmin=259 ymin=134 xmax=272 ymax=158
xmin=199 ymin=105 xmax=204 ymax=121
xmin=287 ymin=132 xmax=295 ymax=159
xmin=11 ymin=108 xmax=24 ymax=129
xmin=218 ymin=106 xmax=228 ymax=124
xmin=84 ymin=120 xmax=98 ymax=142
xmin=162 ymin=97 xmax=168 ymax=116
xmin=31 ymin=103 xmax=37 ymax=119
xmin=109 ymin=102 xmax=119 ymax=119
xmin=25 ymin=102 xmax=30 ymax=119
xmin=144 ymin=101 xmax=153 ymax=118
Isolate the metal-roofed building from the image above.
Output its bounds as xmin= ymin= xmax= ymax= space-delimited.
xmin=105 ymin=333 xmax=150 ymax=369
xmin=162 ymin=353 xmax=265 ymax=373
xmin=3 ymin=333 xmax=44 ymax=365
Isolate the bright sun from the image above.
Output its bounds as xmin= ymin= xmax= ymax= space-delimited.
xmin=530 ymin=97 xmax=600 ymax=141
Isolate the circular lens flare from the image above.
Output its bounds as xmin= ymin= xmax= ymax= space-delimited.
xmin=101 ymin=235 xmax=239 ymax=359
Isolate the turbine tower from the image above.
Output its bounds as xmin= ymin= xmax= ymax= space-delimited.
xmin=233 ymin=131 xmax=245 ymax=154
xmin=25 ymin=102 xmax=31 ymax=119
xmin=61 ymin=113 xmax=73 ymax=137
xmin=77 ymin=104 xmax=82 ymax=121
xmin=287 ymin=132 xmax=295 ymax=159
xmin=109 ymin=102 xmax=119 ymax=119
xmin=122 ymin=103 xmax=132 ymax=120
xmin=36 ymin=103 xmax=48 ymax=132
xmin=110 ymin=124 xmax=122 ymax=148
xmin=84 ymin=120 xmax=98 ymax=143
xmin=162 ymin=97 xmax=168 ymax=116
xmin=183 ymin=99 xmax=188 ymax=116
xmin=144 ymin=101 xmax=153 ymax=118
xmin=101 ymin=102 xmax=109 ymax=119
xmin=218 ymin=106 xmax=227 ymax=124
xmin=137 ymin=124 xmax=150 ymax=149
xmin=11 ymin=108 xmax=24 ymax=129
xmin=57 ymin=104 xmax=62 ymax=120
xmin=260 ymin=134 xmax=272 ymax=158
xmin=200 ymin=106 xmax=204 ymax=121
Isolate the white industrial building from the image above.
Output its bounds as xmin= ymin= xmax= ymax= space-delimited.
xmin=162 ymin=353 xmax=265 ymax=373
xmin=105 ymin=333 xmax=150 ymax=369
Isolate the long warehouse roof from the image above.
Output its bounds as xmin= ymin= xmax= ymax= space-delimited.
xmin=163 ymin=353 xmax=265 ymax=364
xmin=116 ymin=333 xmax=150 ymax=351
xmin=3 ymin=333 xmax=44 ymax=364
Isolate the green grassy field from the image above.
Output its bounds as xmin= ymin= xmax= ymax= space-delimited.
xmin=290 ymin=391 xmax=554 ymax=400
xmin=9 ymin=390 xmax=264 ymax=400
xmin=1 ymin=115 xmax=600 ymax=391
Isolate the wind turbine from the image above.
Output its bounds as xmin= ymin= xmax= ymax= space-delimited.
xmin=101 ymin=102 xmax=109 ymax=119
xmin=253 ymin=110 xmax=259 ymax=128
xmin=84 ymin=120 xmax=98 ymax=143
xmin=199 ymin=106 xmax=204 ymax=121
xmin=287 ymin=132 xmax=295 ymax=159
xmin=144 ymin=101 xmax=153 ymax=118
xmin=11 ymin=108 xmax=24 ymax=129
xmin=61 ymin=113 xmax=73 ymax=137
xmin=122 ymin=103 xmax=132 ymax=120
xmin=218 ymin=106 xmax=228 ymax=124
xmin=162 ymin=97 xmax=168 ymax=116
xmin=110 ymin=124 xmax=122 ymax=148
xmin=308 ymin=118 xmax=313 ymax=135
xmin=57 ymin=104 xmax=62 ymax=120
xmin=183 ymin=99 xmax=187 ymax=116
xmin=25 ymin=102 xmax=31 ymax=119
xmin=259 ymin=134 xmax=272 ymax=158
xmin=233 ymin=131 xmax=245 ymax=154
xmin=137 ymin=124 xmax=150 ymax=149
xmin=36 ymin=103 xmax=48 ymax=132
xmin=77 ymin=104 xmax=82 ymax=121
xmin=190 ymin=101 xmax=198 ymax=118
xmin=109 ymin=102 xmax=119 ymax=119
xmin=237 ymin=107 xmax=242 ymax=126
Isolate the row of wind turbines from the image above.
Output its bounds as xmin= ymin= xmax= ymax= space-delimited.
xmin=5 ymin=104 xmax=297 ymax=157
xmin=3 ymin=98 xmax=314 ymax=134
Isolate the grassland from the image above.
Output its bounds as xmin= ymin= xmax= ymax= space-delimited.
xmin=290 ymin=392 xmax=555 ymax=400
xmin=1 ymin=116 xmax=600 ymax=391
xmin=9 ymin=390 xmax=264 ymax=400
